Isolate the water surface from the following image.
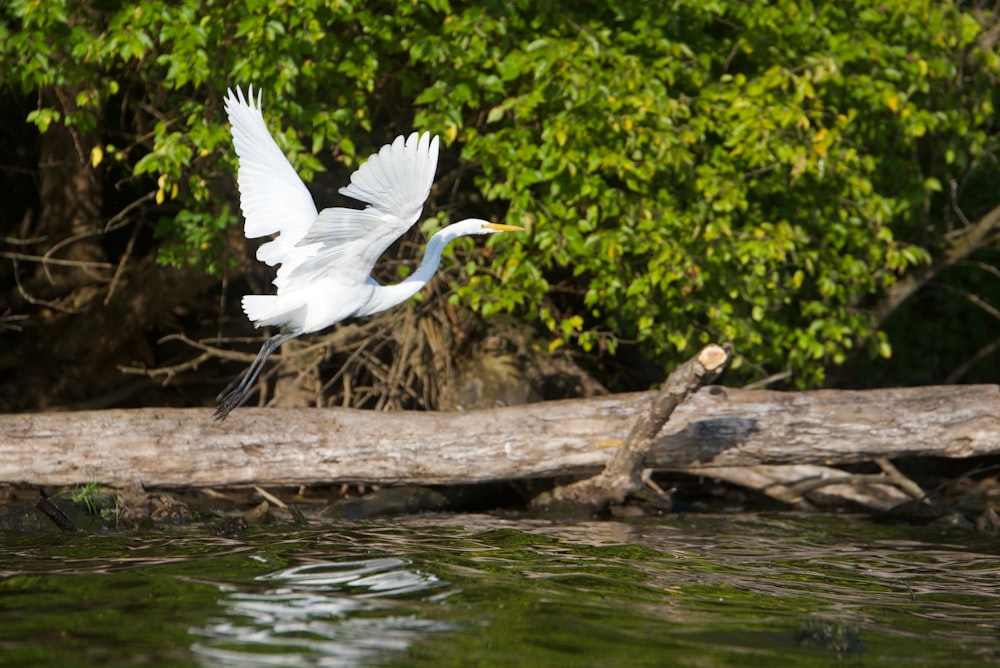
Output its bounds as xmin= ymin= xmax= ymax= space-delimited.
xmin=1 ymin=513 xmax=998 ymax=666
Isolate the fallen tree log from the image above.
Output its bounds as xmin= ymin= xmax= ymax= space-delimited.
xmin=1 ymin=384 xmax=999 ymax=488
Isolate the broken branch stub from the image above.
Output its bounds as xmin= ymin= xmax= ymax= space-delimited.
xmin=535 ymin=343 xmax=733 ymax=508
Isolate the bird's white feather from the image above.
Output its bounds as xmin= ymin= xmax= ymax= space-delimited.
xmin=223 ymin=88 xmax=467 ymax=333
xmin=339 ymin=132 xmax=439 ymax=221
xmin=224 ymin=86 xmax=319 ymax=266
xmin=285 ymin=131 xmax=440 ymax=285
xmin=241 ymin=294 xmax=306 ymax=329
xmin=273 ymin=207 xmax=387 ymax=290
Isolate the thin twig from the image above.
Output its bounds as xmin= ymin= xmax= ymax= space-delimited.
xmin=104 ymin=223 xmax=139 ymax=305
xmin=118 ymin=352 xmax=214 ymax=382
xmin=320 ymin=337 xmax=373 ymax=397
xmin=743 ymin=369 xmax=793 ymax=390
xmin=947 ymin=335 xmax=1000 ymax=383
xmin=159 ymin=333 xmax=256 ymax=361
xmin=103 ymin=192 xmax=155 ymax=234
xmin=875 ymin=456 xmax=927 ymax=500
xmin=0 ymin=251 xmax=112 ymax=270
xmin=253 ymin=486 xmax=287 ymax=508
xmin=41 ymin=227 xmax=109 ymax=283
xmin=784 ymin=472 xmax=925 ymax=501
xmin=11 ymin=257 xmax=85 ymax=314
xmin=3 ymin=234 xmax=49 ymax=246
xmin=0 ymin=311 xmax=28 ymax=332
xmin=958 ymin=260 xmax=1000 ymax=282
xmin=935 ymin=282 xmax=1000 ymax=321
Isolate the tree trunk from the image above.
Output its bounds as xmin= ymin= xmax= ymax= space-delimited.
xmin=1 ymin=384 xmax=998 ymax=488
xmin=35 ymin=84 xmax=108 ymax=291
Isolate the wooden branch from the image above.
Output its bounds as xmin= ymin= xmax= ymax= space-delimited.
xmin=536 ymin=343 xmax=732 ymax=507
xmin=872 ymin=202 xmax=1000 ymax=325
xmin=1 ymin=383 xmax=999 ymax=488
xmin=679 ymin=464 xmax=915 ymax=511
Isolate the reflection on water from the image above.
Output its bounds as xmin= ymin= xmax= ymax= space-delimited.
xmin=191 ymin=558 xmax=451 ymax=667
xmin=1 ymin=513 xmax=998 ymax=666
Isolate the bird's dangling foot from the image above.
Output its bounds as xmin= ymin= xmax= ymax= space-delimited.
xmin=213 ymin=331 xmax=297 ymax=421
xmin=213 ymin=386 xmax=250 ymax=421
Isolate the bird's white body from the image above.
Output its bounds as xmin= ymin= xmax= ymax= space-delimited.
xmin=214 ymin=86 xmax=520 ymax=419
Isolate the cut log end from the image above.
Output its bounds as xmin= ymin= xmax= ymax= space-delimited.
xmin=697 ymin=343 xmax=731 ymax=373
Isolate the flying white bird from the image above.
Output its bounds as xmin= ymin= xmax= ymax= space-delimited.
xmin=214 ymin=86 xmax=522 ymax=420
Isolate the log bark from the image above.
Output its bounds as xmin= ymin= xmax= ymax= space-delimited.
xmin=1 ymin=384 xmax=999 ymax=488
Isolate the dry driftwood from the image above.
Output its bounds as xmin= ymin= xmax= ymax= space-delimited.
xmin=1 ymin=383 xmax=999 ymax=489
xmin=538 ymin=343 xmax=732 ymax=507
xmin=531 ymin=343 xmax=925 ymax=511
xmin=682 ymin=464 xmax=918 ymax=511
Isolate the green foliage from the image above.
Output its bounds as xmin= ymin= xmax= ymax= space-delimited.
xmin=69 ymin=481 xmax=122 ymax=525
xmin=3 ymin=0 xmax=1000 ymax=387
xmin=406 ymin=1 xmax=1000 ymax=385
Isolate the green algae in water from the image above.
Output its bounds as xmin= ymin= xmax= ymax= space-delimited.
xmin=1 ymin=514 xmax=999 ymax=666
xmin=1 ymin=572 xmax=220 ymax=666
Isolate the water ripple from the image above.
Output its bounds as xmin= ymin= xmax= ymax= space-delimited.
xmin=190 ymin=556 xmax=452 ymax=667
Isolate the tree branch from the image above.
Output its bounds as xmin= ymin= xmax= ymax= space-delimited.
xmin=873 ymin=202 xmax=1000 ymax=325
xmin=533 ymin=343 xmax=733 ymax=508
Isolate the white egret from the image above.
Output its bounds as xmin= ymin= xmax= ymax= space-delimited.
xmin=214 ymin=86 xmax=522 ymax=420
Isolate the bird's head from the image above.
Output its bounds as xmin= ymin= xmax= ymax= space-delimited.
xmin=433 ymin=218 xmax=524 ymax=244
xmin=465 ymin=219 xmax=524 ymax=235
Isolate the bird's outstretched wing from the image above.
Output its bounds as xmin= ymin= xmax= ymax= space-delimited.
xmin=339 ymin=131 xmax=440 ymax=224
xmin=284 ymin=132 xmax=440 ymax=286
xmin=224 ymin=86 xmax=319 ymax=267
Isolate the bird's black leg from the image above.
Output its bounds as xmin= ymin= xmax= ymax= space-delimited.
xmin=213 ymin=330 xmax=299 ymax=421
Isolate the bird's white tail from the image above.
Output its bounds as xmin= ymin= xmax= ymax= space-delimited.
xmin=242 ymin=295 xmax=300 ymax=329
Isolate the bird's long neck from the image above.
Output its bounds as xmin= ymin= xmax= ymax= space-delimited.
xmin=357 ymin=223 xmax=467 ymax=316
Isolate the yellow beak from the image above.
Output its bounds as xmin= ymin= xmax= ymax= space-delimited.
xmin=485 ymin=223 xmax=524 ymax=232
